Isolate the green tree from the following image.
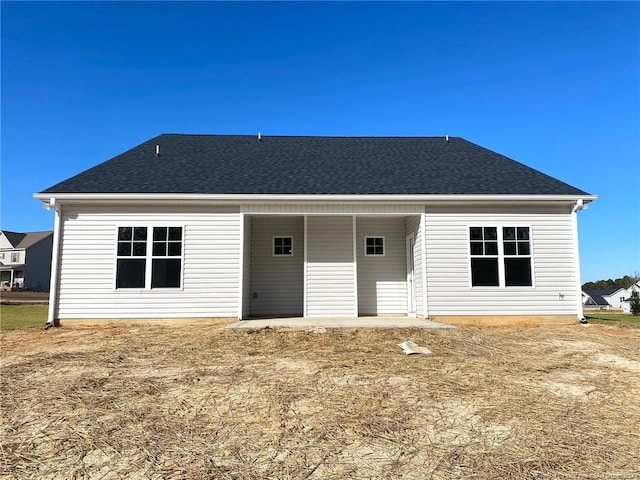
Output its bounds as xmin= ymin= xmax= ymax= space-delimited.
xmin=583 ymin=273 xmax=640 ymax=291
xmin=630 ymin=292 xmax=640 ymax=316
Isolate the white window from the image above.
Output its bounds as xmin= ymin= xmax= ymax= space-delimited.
xmin=273 ymin=237 xmax=293 ymax=256
xmin=469 ymin=226 xmax=532 ymax=287
xmin=365 ymin=237 xmax=385 ymax=256
xmin=115 ymin=226 xmax=183 ymax=289
xmin=11 ymin=252 xmax=19 ymax=263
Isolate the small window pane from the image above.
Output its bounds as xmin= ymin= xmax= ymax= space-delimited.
xmin=485 ymin=242 xmax=498 ymax=255
xmin=517 ymin=227 xmax=529 ymax=240
xmin=503 ymin=227 xmax=516 ymax=240
xmin=153 ymin=242 xmax=166 ymax=256
xmin=132 ymin=242 xmax=147 ymax=256
xmin=365 ymin=237 xmax=384 ymax=256
xmin=168 ymin=242 xmax=182 ymax=256
xmin=471 ymin=258 xmax=499 ymax=286
xmin=116 ymin=259 xmax=146 ymax=288
xmin=274 ymin=237 xmax=293 ymax=255
xmin=153 ymin=227 xmax=167 ymax=241
xmin=118 ymin=227 xmax=132 ymax=241
xmin=470 ymin=227 xmax=483 ymax=240
xmin=504 ymin=242 xmax=517 ymax=255
xmin=484 ymin=227 xmax=497 ymax=240
xmin=518 ymin=242 xmax=531 ymax=256
xmin=470 ymin=242 xmax=483 ymax=255
xmin=134 ymin=227 xmax=147 ymax=241
xmin=117 ymin=242 xmax=131 ymax=256
xmin=168 ymin=227 xmax=182 ymax=241
xmin=152 ymin=259 xmax=181 ymax=288
xmin=505 ymin=258 xmax=532 ymax=286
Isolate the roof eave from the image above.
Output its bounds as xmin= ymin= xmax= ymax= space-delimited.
xmin=33 ymin=192 xmax=597 ymax=205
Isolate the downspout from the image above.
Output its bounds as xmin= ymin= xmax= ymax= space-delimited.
xmin=45 ymin=198 xmax=62 ymax=327
xmin=571 ymin=199 xmax=587 ymax=322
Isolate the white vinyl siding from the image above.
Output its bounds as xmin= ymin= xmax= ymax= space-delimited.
xmin=249 ymin=217 xmax=304 ymax=317
xmin=306 ymin=216 xmax=356 ymax=316
xmin=357 ymin=218 xmax=407 ymax=315
xmin=405 ymin=216 xmax=424 ymax=316
xmin=425 ymin=207 xmax=578 ymax=315
xmin=56 ymin=206 xmax=240 ymax=319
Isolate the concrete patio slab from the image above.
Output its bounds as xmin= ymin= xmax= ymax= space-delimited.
xmin=228 ymin=316 xmax=455 ymax=329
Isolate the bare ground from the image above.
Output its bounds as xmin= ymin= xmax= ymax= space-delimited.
xmin=1 ymin=322 xmax=639 ymax=479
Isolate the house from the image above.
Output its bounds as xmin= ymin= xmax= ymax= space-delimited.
xmin=621 ymin=286 xmax=640 ymax=315
xmin=34 ymin=134 xmax=595 ymax=327
xmin=582 ymin=289 xmax=620 ymax=310
xmin=582 ymin=285 xmax=640 ymax=312
xmin=0 ymin=230 xmax=53 ymax=291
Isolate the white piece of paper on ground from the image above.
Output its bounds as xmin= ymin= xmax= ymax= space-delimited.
xmin=397 ymin=340 xmax=431 ymax=355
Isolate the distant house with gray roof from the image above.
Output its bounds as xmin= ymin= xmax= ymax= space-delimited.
xmin=34 ymin=134 xmax=595 ymax=326
xmin=583 ymin=285 xmax=639 ymax=312
xmin=0 ymin=230 xmax=53 ymax=291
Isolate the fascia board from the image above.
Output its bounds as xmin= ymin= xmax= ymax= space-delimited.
xmin=33 ymin=193 xmax=598 ymax=205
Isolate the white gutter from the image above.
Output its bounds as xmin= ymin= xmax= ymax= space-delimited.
xmin=45 ymin=198 xmax=62 ymax=327
xmin=33 ymin=192 xmax=598 ymax=204
xmin=571 ymin=199 xmax=588 ymax=321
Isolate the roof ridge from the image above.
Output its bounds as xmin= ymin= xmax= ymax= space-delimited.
xmin=159 ymin=133 xmax=460 ymax=139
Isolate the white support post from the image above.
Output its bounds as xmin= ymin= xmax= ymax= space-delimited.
xmin=352 ymin=215 xmax=358 ymax=317
xmin=421 ymin=210 xmax=429 ymax=318
xmin=303 ymin=215 xmax=308 ymax=317
xmin=237 ymin=210 xmax=245 ymax=320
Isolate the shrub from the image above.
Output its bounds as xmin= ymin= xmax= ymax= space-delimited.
xmin=630 ymin=292 xmax=640 ymax=316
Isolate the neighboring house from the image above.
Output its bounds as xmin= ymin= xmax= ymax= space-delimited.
xmin=34 ymin=134 xmax=595 ymax=326
xmin=0 ymin=230 xmax=53 ymax=291
xmin=582 ymin=289 xmax=616 ymax=310
xmin=582 ymin=285 xmax=639 ymax=311
xmin=621 ymin=286 xmax=640 ymax=315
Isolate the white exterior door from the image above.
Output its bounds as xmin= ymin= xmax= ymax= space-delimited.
xmin=406 ymin=234 xmax=416 ymax=317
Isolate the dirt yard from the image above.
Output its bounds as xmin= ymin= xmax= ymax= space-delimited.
xmin=1 ymin=322 xmax=639 ymax=479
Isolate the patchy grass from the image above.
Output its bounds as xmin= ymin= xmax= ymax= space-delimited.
xmin=585 ymin=312 xmax=640 ymax=328
xmin=1 ymin=322 xmax=639 ymax=479
xmin=0 ymin=304 xmax=47 ymax=330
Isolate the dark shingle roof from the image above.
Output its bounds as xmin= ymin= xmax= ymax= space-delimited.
xmin=16 ymin=231 xmax=53 ymax=249
xmin=1 ymin=231 xmax=52 ymax=249
xmin=583 ymin=289 xmax=626 ymax=307
xmin=42 ymin=135 xmax=590 ymax=196
xmin=1 ymin=231 xmax=27 ymax=247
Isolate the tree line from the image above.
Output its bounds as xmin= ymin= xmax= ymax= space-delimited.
xmin=582 ymin=274 xmax=639 ymax=290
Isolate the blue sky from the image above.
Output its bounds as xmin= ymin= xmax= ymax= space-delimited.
xmin=1 ymin=1 xmax=638 ymax=283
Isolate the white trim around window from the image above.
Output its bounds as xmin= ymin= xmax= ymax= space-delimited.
xmin=467 ymin=225 xmax=535 ymax=288
xmin=364 ymin=236 xmax=385 ymax=256
xmin=272 ymin=236 xmax=293 ymax=256
xmin=113 ymin=224 xmax=185 ymax=290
